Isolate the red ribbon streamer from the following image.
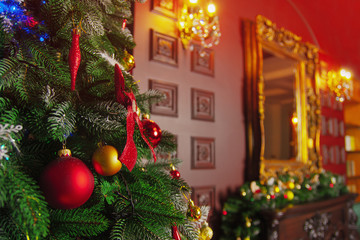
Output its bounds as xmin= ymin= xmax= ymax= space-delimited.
xmin=114 ymin=64 xmax=157 ymax=171
xmin=114 ymin=64 xmax=128 ymax=106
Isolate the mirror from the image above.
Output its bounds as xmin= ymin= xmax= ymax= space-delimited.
xmin=263 ymin=50 xmax=297 ymax=161
xmin=242 ymin=15 xmax=321 ymax=181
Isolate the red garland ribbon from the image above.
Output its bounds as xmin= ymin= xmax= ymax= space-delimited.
xmin=114 ymin=64 xmax=128 ymax=106
xmin=114 ymin=64 xmax=157 ymax=171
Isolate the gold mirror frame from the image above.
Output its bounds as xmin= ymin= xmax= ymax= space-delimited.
xmin=242 ymin=15 xmax=321 ymax=181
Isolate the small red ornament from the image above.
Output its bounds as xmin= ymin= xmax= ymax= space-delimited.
xmin=69 ymin=28 xmax=81 ymax=91
xmin=141 ymin=118 xmax=162 ymax=148
xmin=170 ymin=164 xmax=180 ymax=179
xmin=39 ymin=149 xmax=94 ymax=209
xmin=172 ymin=225 xmax=181 ymax=240
xmin=170 ymin=169 xmax=180 ymax=179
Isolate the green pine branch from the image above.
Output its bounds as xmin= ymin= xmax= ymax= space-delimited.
xmin=50 ymin=208 xmax=110 ymax=238
xmin=2 ymin=167 xmax=50 ymax=239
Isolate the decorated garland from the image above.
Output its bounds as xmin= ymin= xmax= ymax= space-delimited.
xmin=220 ymin=168 xmax=348 ymax=240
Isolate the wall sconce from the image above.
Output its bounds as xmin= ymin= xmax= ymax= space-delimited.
xmin=178 ymin=0 xmax=221 ymax=51
xmin=327 ymin=68 xmax=353 ymax=102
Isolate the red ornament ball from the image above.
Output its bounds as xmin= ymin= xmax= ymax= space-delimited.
xmin=170 ymin=169 xmax=181 ymax=179
xmin=40 ymin=155 xmax=94 ymax=209
xmin=141 ymin=119 xmax=162 ymax=148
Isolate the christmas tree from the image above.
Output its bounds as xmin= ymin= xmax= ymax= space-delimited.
xmin=0 ymin=0 xmax=213 ymax=239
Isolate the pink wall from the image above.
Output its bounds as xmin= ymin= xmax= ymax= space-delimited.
xmin=132 ymin=0 xmax=317 ymax=212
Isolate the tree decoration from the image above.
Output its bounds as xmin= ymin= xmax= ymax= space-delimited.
xmin=113 ymin=64 xmax=158 ymax=171
xmin=186 ymin=199 xmax=202 ymax=221
xmin=141 ymin=117 xmax=162 ymax=148
xmin=172 ymin=225 xmax=181 ymax=240
xmin=118 ymin=91 xmax=157 ymax=171
xmin=39 ymin=148 xmax=94 ymax=209
xmin=114 ymin=63 xmax=128 ymax=106
xmin=123 ymin=50 xmax=135 ymax=72
xmin=170 ymin=164 xmax=181 ymax=179
xmin=199 ymin=221 xmax=213 ymax=240
xmin=69 ymin=28 xmax=81 ymax=91
xmin=92 ymin=144 xmax=122 ymax=176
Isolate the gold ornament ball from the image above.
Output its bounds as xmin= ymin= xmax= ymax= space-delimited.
xmin=199 ymin=224 xmax=213 ymax=240
xmin=123 ymin=50 xmax=135 ymax=71
xmin=187 ymin=200 xmax=202 ymax=221
xmin=92 ymin=145 xmax=122 ymax=176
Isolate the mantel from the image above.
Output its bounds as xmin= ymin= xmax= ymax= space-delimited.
xmin=261 ymin=194 xmax=359 ymax=240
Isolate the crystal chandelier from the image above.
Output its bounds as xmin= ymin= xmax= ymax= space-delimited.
xmin=178 ymin=0 xmax=221 ymax=51
xmin=327 ymin=69 xmax=353 ymax=102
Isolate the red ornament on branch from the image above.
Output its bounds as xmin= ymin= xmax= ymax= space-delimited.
xmin=141 ymin=118 xmax=162 ymax=148
xmin=39 ymin=148 xmax=94 ymax=209
xmin=170 ymin=164 xmax=180 ymax=179
xmin=69 ymin=28 xmax=81 ymax=91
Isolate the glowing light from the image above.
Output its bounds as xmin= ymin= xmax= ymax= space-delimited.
xmin=291 ymin=116 xmax=298 ymax=125
xmin=178 ymin=0 xmax=220 ymax=50
xmin=327 ymin=68 xmax=353 ymax=102
xmin=207 ymin=3 xmax=216 ymax=14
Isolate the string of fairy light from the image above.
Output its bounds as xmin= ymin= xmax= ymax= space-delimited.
xmin=0 ymin=0 xmax=49 ymax=41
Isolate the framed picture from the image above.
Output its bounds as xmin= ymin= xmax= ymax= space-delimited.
xmin=191 ymin=88 xmax=215 ymax=121
xmin=192 ymin=186 xmax=216 ymax=212
xmin=191 ymin=137 xmax=215 ymax=169
xmin=150 ymin=29 xmax=178 ymax=67
xmin=151 ymin=0 xmax=178 ymax=19
xmin=191 ymin=44 xmax=214 ymax=76
xmin=149 ymin=79 xmax=178 ymax=117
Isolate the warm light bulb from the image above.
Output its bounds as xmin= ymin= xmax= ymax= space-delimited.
xmin=207 ymin=3 xmax=216 ymax=14
xmin=340 ymin=69 xmax=346 ymax=77
xmin=291 ymin=116 xmax=298 ymax=125
xmin=340 ymin=69 xmax=352 ymax=79
xmin=345 ymin=71 xmax=352 ymax=79
xmin=189 ymin=0 xmax=198 ymax=4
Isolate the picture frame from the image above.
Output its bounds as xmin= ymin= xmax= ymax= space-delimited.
xmin=150 ymin=29 xmax=178 ymax=67
xmin=191 ymin=136 xmax=215 ymax=169
xmin=192 ymin=186 xmax=216 ymax=212
xmin=149 ymin=79 xmax=178 ymax=117
xmin=191 ymin=44 xmax=214 ymax=76
xmin=151 ymin=0 xmax=178 ymax=20
xmin=191 ymin=88 xmax=215 ymax=121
